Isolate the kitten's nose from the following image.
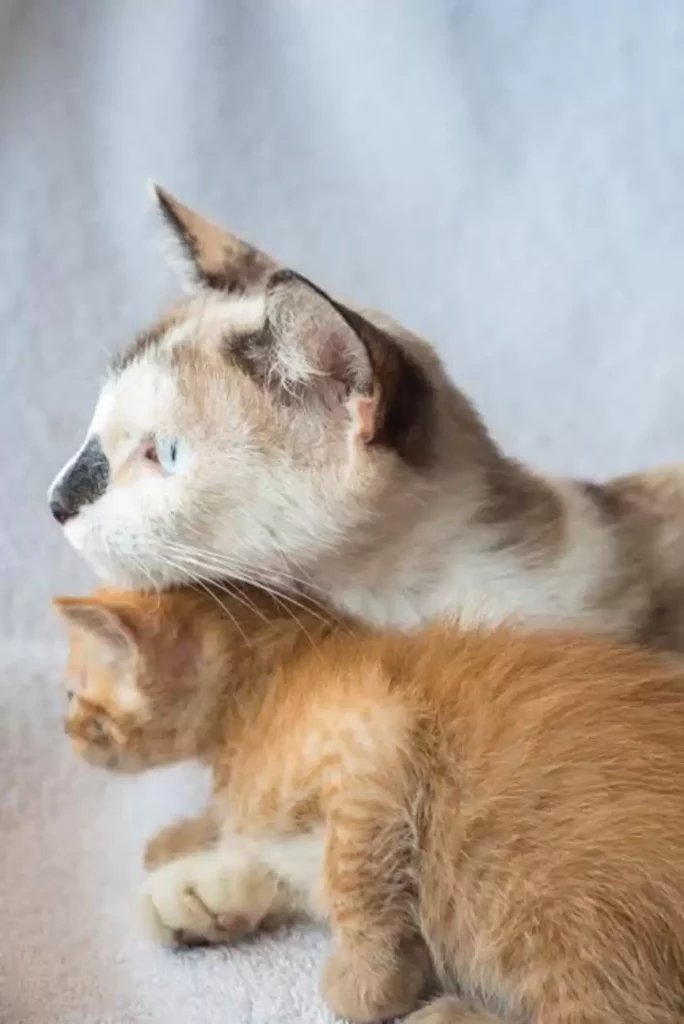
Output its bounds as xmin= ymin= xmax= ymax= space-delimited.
xmin=50 ymin=492 xmax=77 ymax=525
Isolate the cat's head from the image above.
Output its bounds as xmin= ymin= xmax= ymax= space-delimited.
xmin=46 ymin=186 xmax=453 ymax=589
xmin=54 ymin=589 xmax=201 ymax=772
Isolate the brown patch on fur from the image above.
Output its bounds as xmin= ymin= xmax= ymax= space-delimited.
xmin=153 ymin=184 xmax=277 ymax=292
xmin=228 ymin=322 xmax=282 ymax=392
xmin=581 ymin=468 xmax=684 ymax=653
xmin=636 ymin=587 xmax=684 ymax=652
xmin=330 ymin=297 xmax=436 ymax=468
xmin=111 ymin=307 xmax=185 ymax=375
xmin=475 ymin=456 xmax=566 ymax=562
xmin=577 ymin=478 xmax=651 ymax=639
xmin=606 ymin=467 xmax=684 ymax=570
xmin=579 ymin=480 xmax=628 ymax=523
xmin=56 ymin=584 xmax=684 ymax=1022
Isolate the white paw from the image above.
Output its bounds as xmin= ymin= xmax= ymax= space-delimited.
xmin=138 ymin=847 xmax=282 ymax=947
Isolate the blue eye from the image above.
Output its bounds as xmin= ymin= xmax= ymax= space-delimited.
xmin=157 ymin=438 xmax=178 ymax=472
xmin=145 ymin=437 xmax=189 ymax=475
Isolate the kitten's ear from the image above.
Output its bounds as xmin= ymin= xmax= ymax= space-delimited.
xmin=149 ymin=183 xmax=277 ymax=293
xmin=52 ymin=597 xmax=139 ymax=655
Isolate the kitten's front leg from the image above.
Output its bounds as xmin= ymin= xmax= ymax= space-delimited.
xmin=140 ymin=818 xmax=295 ymax=947
xmin=144 ymin=814 xmax=219 ymax=869
xmin=321 ymin=786 xmax=433 ymax=1023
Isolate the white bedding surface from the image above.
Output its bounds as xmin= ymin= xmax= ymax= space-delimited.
xmin=2 ymin=2 xmax=684 ymax=1021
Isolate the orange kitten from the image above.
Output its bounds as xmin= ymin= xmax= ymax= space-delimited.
xmin=56 ymin=587 xmax=684 ymax=1024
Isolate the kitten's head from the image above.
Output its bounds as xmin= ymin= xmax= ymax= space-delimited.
xmin=54 ymin=589 xmax=201 ymax=772
xmin=47 ymin=187 xmax=446 ymax=589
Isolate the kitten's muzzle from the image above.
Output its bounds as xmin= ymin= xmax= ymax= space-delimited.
xmin=49 ymin=436 xmax=110 ymax=525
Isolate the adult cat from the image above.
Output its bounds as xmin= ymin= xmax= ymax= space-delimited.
xmin=48 ymin=187 xmax=684 ymax=647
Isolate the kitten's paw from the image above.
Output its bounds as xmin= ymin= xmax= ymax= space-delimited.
xmin=138 ymin=848 xmax=282 ymax=947
xmin=321 ymin=940 xmax=431 ymax=1023
xmin=405 ymin=999 xmax=495 ymax=1024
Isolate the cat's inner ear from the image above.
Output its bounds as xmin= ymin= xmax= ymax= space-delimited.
xmin=53 ymin=597 xmax=138 ymax=657
xmin=237 ymin=270 xmax=375 ymax=418
xmin=149 ymin=183 xmax=277 ymax=293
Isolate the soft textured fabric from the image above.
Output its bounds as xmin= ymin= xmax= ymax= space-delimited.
xmin=2 ymin=2 xmax=684 ymax=1021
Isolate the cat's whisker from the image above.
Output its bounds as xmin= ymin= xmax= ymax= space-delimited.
xmin=209 ymin=577 xmax=325 ymax=660
xmin=155 ymin=539 xmax=346 ymax=634
xmin=152 ymin=544 xmax=334 ymax=652
xmin=75 ymin=535 xmax=344 ymax=640
xmin=163 ymin=540 xmax=341 ymax=615
xmin=158 ymin=536 xmax=331 ymax=606
xmin=154 ymin=552 xmax=254 ymax=651
xmin=203 ymin=575 xmax=276 ymax=631
xmin=173 ymin=519 xmax=334 ymax=600
xmin=130 ymin=550 xmax=162 ymax=600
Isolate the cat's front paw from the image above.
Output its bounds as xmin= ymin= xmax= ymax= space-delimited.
xmin=139 ymin=848 xmax=281 ymax=947
xmin=321 ymin=940 xmax=431 ymax=1023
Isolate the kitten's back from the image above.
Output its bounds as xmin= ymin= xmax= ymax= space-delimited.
xmin=402 ymin=625 xmax=684 ymax=1022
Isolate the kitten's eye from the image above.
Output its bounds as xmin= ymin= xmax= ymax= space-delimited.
xmin=144 ymin=437 xmax=188 ymax=475
xmin=89 ymin=716 xmax=108 ymax=738
xmin=66 ymin=689 xmax=75 ymax=702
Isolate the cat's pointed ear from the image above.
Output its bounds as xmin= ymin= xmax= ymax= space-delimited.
xmin=52 ymin=596 xmax=139 ymax=654
xmin=235 ymin=270 xmax=374 ymax=413
xmin=149 ymin=183 xmax=277 ymax=293
xmin=236 ymin=270 xmax=434 ymax=460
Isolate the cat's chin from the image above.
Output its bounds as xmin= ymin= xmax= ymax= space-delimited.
xmin=74 ymin=548 xmax=147 ymax=589
xmin=72 ymin=536 xmax=179 ymax=589
xmin=90 ymin=558 xmax=171 ymax=590
xmin=106 ymin=568 xmax=147 ymax=588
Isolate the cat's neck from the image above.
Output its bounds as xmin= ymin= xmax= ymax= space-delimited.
xmin=308 ymin=451 xmax=633 ymax=633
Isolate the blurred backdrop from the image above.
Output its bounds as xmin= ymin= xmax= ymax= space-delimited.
xmin=1 ymin=3 xmax=684 ymax=1022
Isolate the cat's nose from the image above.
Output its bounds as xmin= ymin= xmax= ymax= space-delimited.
xmin=48 ymin=436 xmax=111 ymax=526
xmin=50 ymin=492 xmax=78 ymax=525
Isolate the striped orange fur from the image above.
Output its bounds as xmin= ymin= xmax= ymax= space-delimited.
xmin=56 ymin=585 xmax=684 ymax=1024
